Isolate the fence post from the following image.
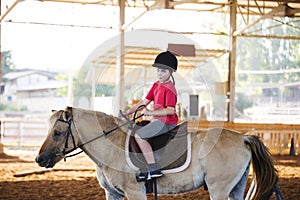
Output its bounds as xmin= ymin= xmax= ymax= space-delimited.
xmin=18 ymin=121 xmax=24 ymax=149
xmin=0 ymin=120 xmax=4 ymax=154
xmin=290 ymin=137 xmax=295 ymax=156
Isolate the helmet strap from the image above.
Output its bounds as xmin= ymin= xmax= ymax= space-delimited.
xmin=171 ymin=74 xmax=175 ymax=85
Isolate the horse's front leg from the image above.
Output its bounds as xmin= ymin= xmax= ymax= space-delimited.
xmin=96 ymin=166 xmax=147 ymax=200
xmin=124 ymin=182 xmax=147 ymax=200
xmin=95 ymin=166 xmax=125 ymax=200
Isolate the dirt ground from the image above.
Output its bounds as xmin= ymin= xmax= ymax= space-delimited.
xmin=0 ymin=148 xmax=299 ymax=200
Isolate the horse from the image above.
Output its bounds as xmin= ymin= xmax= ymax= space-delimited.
xmin=36 ymin=106 xmax=278 ymax=200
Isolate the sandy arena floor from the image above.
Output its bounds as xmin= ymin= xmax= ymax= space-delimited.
xmin=0 ymin=148 xmax=299 ymax=200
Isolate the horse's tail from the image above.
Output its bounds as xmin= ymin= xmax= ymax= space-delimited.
xmin=244 ymin=135 xmax=278 ymax=200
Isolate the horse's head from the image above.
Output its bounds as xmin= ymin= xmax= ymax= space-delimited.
xmin=36 ymin=108 xmax=77 ymax=168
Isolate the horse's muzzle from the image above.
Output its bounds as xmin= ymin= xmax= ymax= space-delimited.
xmin=35 ymin=152 xmax=58 ymax=168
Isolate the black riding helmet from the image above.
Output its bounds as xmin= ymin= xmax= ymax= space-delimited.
xmin=152 ymin=51 xmax=177 ymax=72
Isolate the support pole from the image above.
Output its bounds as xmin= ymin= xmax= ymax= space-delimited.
xmin=115 ymin=0 xmax=125 ymax=115
xmin=0 ymin=121 xmax=3 ymax=153
xmin=227 ymin=0 xmax=237 ymax=122
xmin=0 ymin=2 xmax=4 ymax=154
xmin=90 ymin=65 xmax=96 ymax=109
xmin=67 ymin=67 xmax=73 ymax=106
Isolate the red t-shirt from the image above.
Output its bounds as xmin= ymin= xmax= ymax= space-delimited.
xmin=145 ymin=81 xmax=178 ymax=124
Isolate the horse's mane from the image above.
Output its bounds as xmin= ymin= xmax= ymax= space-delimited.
xmin=49 ymin=106 xmax=118 ymax=126
xmin=68 ymin=106 xmax=128 ymax=136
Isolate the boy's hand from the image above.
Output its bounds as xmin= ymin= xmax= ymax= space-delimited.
xmin=142 ymin=108 xmax=152 ymax=116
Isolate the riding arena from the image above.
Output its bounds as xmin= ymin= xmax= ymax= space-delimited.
xmin=0 ymin=111 xmax=299 ymax=199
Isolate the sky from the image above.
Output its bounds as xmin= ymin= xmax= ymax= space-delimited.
xmin=1 ymin=1 xmax=121 ymax=72
xmin=1 ymin=0 xmax=226 ymax=72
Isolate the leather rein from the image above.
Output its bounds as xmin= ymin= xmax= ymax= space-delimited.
xmin=56 ymin=109 xmax=144 ymax=161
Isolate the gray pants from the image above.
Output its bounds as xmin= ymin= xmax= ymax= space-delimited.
xmin=136 ymin=119 xmax=177 ymax=139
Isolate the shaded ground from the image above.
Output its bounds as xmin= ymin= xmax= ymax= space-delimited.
xmin=0 ymin=149 xmax=299 ymax=199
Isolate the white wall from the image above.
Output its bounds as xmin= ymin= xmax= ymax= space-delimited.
xmin=15 ymin=97 xmax=68 ymax=112
xmin=94 ymin=96 xmax=116 ymax=115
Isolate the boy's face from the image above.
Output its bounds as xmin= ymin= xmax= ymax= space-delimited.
xmin=157 ymin=68 xmax=171 ymax=83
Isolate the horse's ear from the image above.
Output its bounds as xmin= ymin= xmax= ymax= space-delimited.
xmin=63 ymin=111 xmax=72 ymax=121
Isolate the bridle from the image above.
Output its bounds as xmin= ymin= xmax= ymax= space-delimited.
xmin=56 ymin=117 xmax=129 ymax=161
xmin=56 ymin=119 xmax=77 ymax=160
xmin=56 ymin=107 xmax=145 ymax=161
xmin=55 ymin=118 xmax=83 ymax=161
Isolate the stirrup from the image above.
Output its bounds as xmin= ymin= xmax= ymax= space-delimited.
xmin=136 ymin=171 xmax=148 ymax=182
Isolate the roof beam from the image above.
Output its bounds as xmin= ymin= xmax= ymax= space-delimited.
xmin=40 ymin=0 xmax=110 ymax=4
xmin=233 ymin=4 xmax=300 ymax=36
xmin=0 ymin=0 xmax=24 ymax=22
xmin=238 ymin=34 xmax=300 ymax=40
xmin=148 ymin=0 xmax=171 ymax=10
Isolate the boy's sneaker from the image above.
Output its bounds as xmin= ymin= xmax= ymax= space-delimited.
xmin=136 ymin=170 xmax=163 ymax=181
xmin=149 ymin=169 xmax=163 ymax=179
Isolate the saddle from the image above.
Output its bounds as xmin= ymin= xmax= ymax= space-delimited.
xmin=126 ymin=120 xmax=191 ymax=172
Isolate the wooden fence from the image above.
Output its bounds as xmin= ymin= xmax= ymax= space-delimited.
xmin=0 ymin=119 xmax=48 ymax=149
xmin=188 ymin=120 xmax=300 ymax=155
xmin=1 ymin=118 xmax=299 ymax=155
xmin=247 ymin=130 xmax=299 ymax=155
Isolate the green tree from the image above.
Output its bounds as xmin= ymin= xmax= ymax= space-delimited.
xmin=55 ymin=73 xmax=68 ymax=97
xmin=96 ymin=84 xmax=115 ymax=96
xmin=55 ymin=70 xmax=93 ymax=99
xmin=1 ymin=50 xmax=15 ymax=76
xmin=234 ymin=17 xmax=300 ymax=119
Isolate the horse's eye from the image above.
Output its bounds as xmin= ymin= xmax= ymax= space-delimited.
xmin=54 ymin=130 xmax=63 ymax=136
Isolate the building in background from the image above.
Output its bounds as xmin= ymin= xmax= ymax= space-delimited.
xmin=2 ymin=69 xmax=67 ymax=113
